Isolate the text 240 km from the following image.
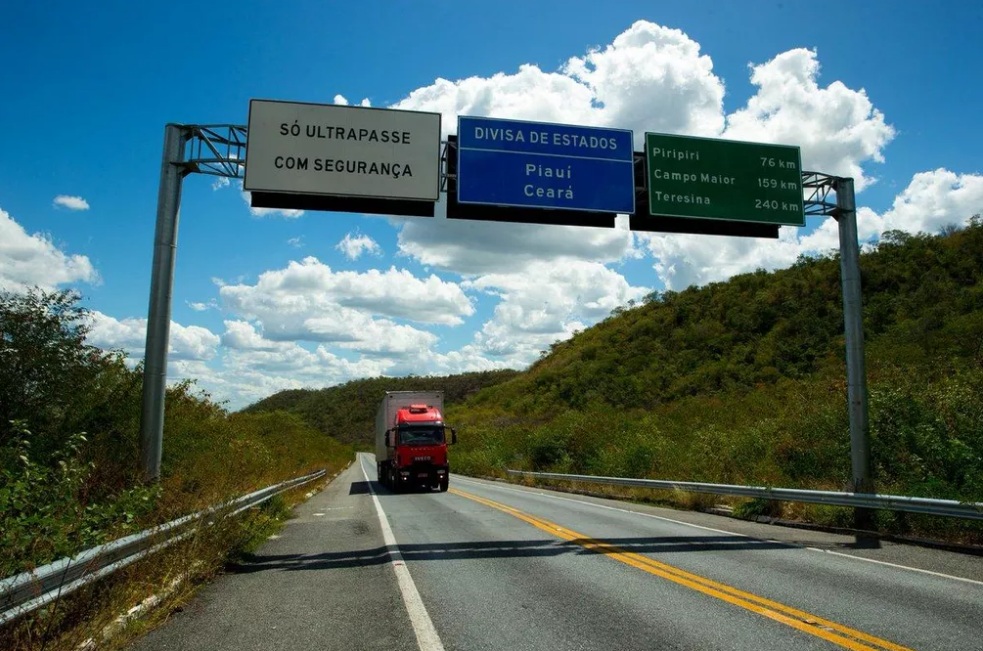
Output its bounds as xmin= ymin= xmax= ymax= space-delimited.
xmin=755 ymin=199 xmax=798 ymax=211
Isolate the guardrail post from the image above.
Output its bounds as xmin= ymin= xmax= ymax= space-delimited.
xmin=835 ymin=178 xmax=874 ymax=531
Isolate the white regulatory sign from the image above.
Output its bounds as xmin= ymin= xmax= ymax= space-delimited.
xmin=244 ymin=99 xmax=441 ymax=201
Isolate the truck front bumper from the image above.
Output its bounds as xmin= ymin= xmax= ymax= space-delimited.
xmin=398 ymin=464 xmax=449 ymax=486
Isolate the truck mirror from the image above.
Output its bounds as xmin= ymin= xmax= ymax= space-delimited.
xmin=451 ymin=428 xmax=458 ymax=445
xmin=385 ymin=430 xmax=392 ymax=447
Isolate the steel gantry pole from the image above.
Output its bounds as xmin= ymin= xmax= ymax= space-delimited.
xmin=834 ymin=177 xmax=874 ymax=530
xmin=136 ymin=124 xmax=246 ymax=482
xmin=140 ymin=124 xmax=191 ymax=482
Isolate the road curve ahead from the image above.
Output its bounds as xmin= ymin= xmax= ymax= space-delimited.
xmin=129 ymin=453 xmax=982 ymax=651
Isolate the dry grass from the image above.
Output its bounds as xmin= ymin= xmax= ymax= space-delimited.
xmin=1 ymin=456 xmax=351 ymax=651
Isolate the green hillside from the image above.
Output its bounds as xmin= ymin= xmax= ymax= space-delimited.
xmin=470 ymin=223 xmax=983 ymax=414
xmin=241 ymin=370 xmax=520 ymax=447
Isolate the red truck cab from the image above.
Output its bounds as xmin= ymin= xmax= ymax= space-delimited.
xmin=381 ymin=403 xmax=457 ymax=492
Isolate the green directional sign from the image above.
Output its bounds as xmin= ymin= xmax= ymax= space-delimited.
xmin=645 ymin=133 xmax=804 ymax=226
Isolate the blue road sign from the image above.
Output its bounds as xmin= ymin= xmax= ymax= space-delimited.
xmin=456 ymin=116 xmax=635 ymax=214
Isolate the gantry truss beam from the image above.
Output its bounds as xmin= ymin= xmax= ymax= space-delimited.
xmin=181 ymin=125 xmax=247 ymax=179
xmin=179 ymin=125 xmax=842 ymax=218
xmin=802 ymin=171 xmax=840 ymax=217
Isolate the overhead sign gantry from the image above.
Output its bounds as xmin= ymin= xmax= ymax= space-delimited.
xmin=241 ymin=99 xmax=804 ymax=235
xmin=142 ymin=102 xmax=872 ymax=531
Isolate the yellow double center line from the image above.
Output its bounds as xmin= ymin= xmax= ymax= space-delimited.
xmin=450 ymin=487 xmax=912 ymax=651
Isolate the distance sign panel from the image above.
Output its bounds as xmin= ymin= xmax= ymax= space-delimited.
xmin=457 ymin=116 xmax=635 ymax=214
xmin=645 ymin=133 xmax=804 ymax=226
xmin=244 ymin=99 xmax=441 ymax=201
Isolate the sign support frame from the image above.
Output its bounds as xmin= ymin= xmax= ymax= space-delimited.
xmin=141 ymin=122 xmax=873 ymax=537
xmin=140 ymin=123 xmax=191 ymax=482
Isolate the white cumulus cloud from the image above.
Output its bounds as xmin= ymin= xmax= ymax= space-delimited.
xmin=638 ymin=227 xmax=802 ymax=291
xmin=221 ymin=320 xmax=282 ymax=351
xmin=334 ymin=94 xmax=372 ymax=107
xmin=397 ymin=215 xmax=636 ymax=275
xmin=336 ymin=232 xmax=382 ymax=260
xmin=0 ymin=207 xmax=99 ymax=292
xmin=53 ymin=195 xmax=90 ymax=211
xmin=187 ymin=300 xmax=217 ymax=312
xmin=217 ymin=345 xmax=390 ymax=409
xmin=723 ymin=48 xmax=895 ymax=191
xmin=217 ymin=257 xmax=473 ymax=360
xmin=562 ymin=20 xmax=725 ymax=140
xmin=459 ymin=260 xmax=650 ymax=364
xmin=86 ymin=311 xmax=220 ymax=361
xmin=878 ymin=169 xmax=983 ymax=235
xmin=220 ymin=257 xmax=473 ymax=326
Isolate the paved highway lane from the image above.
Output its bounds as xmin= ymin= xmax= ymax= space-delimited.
xmin=128 ymin=458 xmax=420 ymax=651
xmin=130 ymin=453 xmax=982 ymax=650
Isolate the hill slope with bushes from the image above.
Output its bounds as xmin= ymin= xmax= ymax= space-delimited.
xmin=473 ymin=222 xmax=983 ymax=415
xmin=241 ymin=370 xmax=521 ymax=447
xmin=445 ymin=221 xmax=982 ymax=541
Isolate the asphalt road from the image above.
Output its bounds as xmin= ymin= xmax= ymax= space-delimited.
xmin=129 ymin=453 xmax=983 ymax=651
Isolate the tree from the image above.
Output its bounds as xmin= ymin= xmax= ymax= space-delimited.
xmin=0 ymin=288 xmax=116 ymax=458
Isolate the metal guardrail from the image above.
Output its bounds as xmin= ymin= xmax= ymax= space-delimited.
xmin=0 ymin=469 xmax=326 ymax=626
xmin=506 ymin=470 xmax=983 ymax=521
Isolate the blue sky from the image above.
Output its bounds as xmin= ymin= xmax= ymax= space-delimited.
xmin=2 ymin=1 xmax=981 ymax=409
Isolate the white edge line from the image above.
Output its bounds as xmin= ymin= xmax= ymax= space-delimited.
xmin=452 ymin=475 xmax=983 ymax=587
xmin=804 ymin=548 xmax=983 ymax=586
xmin=359 ymin=454 xmax=446 ymax=651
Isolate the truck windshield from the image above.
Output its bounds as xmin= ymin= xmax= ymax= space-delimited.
xmin=398 ymin=426 xmax=444 ymax=445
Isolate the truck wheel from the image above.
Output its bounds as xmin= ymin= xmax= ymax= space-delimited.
xmin=438 ymin=476 xmax=449 ymax=492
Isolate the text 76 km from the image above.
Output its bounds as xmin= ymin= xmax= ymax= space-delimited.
xmin=760 ymin=157 xmax=796 ymax=170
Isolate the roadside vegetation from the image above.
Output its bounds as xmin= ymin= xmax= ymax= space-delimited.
xmin=0 ymin=288 xmax=352 ymax=650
